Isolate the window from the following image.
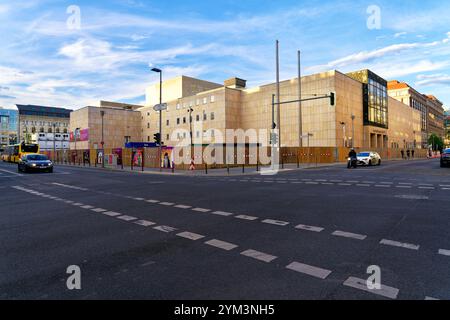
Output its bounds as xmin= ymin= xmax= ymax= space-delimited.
xmin=48 ymin=128 xmax=52 ymax=133
xmin=177 ymin=118 xmax=180 ymax=125
xmin=166 ymin=134 xmax=169 ymax=140
xmin=203 ymin=97 xmax=207 ymax=104
xmin=63 ymin=129 xmax=68 ymax=134
xmin=183 ymin=117 xmax=186 ymax=124
xmin=196 ymin=114 xmax=200 ymax=121
xmin=176 ymin=104 xmax=180 ymax=110
xmin=196 ymin=99 xmax=200 ymax=106
xmin=166 ymin=119 xmax=170 ymax=126
xmin=147 ymin=123 xmax=150 ymax=129
xmin=147 ymin=112 xmax=150 ymax=116
xmin=203 ymin=112 xmax=207 ymax=121
xmin=196 ymin=131 xmax=200 ymax=138
xmin=211 ymin=95 xmax=215 ymax=103
xmin=211 ymin=129 xmax=215 ymax=137
xmin=40 ymin=127 xmax=44 ymax=133
xmin=211 ymin=112 xmax=215 ymax=120
xmin=147 ymin=136 xmax=150 ymax=142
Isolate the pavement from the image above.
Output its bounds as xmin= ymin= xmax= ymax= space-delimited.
xmin=1 ymin=158 xmax=450 ymax=300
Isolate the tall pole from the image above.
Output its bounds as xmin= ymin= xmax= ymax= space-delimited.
xmin=101 ymin=111 xmax=105 ymax=168
xmin=53 ymin=123 xmax=56 ymax=161
xmin=276 ymin=40 xmax=281 ymax=149
xmin=298 ymin=50 xmax=302 ymax=147
xmin=351 ymin=114 xmax=355 ymax=148
xmin=159 ymin=71 xmax=162 ymax=172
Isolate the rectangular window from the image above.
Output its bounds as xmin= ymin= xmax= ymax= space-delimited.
xmin=176 ymin=104 xmax=180 ymax=110
xmin=196 ymin=99 xmax=200 ymax=106
xmin=203 ymin=112 xmax=207 ymax=121
xmin=177 ymin=118 xmax=180 ymax=125
xmin=147 ymin=136 xmax=150 ymax=141
xmin=210 ymin=95 xmax=215 ymax=103
xmin=196 ymin=114 xmax=200 ymax=121
xmin=147 ymin=123 xmax=150 ymax=129
xmin=211 ymin=112 xmax=215 ymax=120
xmin=166 ymin=134 xmax=169 ymax=140
xmin=166 ymin=119 xmax=170 ymax=126
xmin=183 ymin=117 xmax=186 ymax=124
xmin=196 ymin=131 xmax=200 ymax=138
xmin=203 ymin=97 xmax=207 ymax=104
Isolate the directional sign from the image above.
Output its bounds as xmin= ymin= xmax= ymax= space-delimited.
xmin=153 ymin=103 xmax=168 ymax=111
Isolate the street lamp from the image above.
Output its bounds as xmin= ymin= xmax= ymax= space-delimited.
xmin=351 ymin=114 xmax=355 ymax=148
xmin=187 ymin=107 xmax=193 ymax=147
xmin=151 ymin=67 xmax=163 ymax=171
xmin=340 ymin=122 xmax=346 ymax=147
xmin=100 ymin=110 xmax=105 ymax=168
xmin=52 ymin=123 xmax=56 ymax=162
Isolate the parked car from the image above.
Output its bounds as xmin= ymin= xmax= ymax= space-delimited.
xmin=357 ymin=152 xmax=381 ymax=166
xmin=440 ymin=149 xmax=450 ymax=167
xmin=18 ymin=154 xmax=53 ymax=173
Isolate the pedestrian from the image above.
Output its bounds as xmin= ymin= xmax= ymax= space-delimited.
xmin=412 ymin=149 xmax=415 ymax=159
xmin=406 ymin=149 xmax=410 ymax=160
xmin=401 ymin=149 xmax=405 ymax=160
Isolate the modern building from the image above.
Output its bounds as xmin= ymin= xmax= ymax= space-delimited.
xmin=16 ymin=105 xmax=72 ymax=151
xmin=0 ymin=107 xmax=18 ymax=148
xmin=445 ymin=110 xmax=450 ymax=148
xmin=387 ymin=81 xmax=446 ymax=148
xmin=140 ymin=69 xmax=422 ymax=151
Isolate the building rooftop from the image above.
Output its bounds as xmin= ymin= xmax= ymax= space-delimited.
xmin=16 ymin=105 xmax=72 ymax=118
xmin=387 ymin=80 xmax=410 ymax=90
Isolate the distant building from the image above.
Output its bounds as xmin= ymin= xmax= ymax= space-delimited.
xmin=445 ymin=110 xmax=450 ymax=148
xmin=16 ymin=104 xmax=72 ymax=151
xmin=0 ymin=107 xmax=18 ymax=148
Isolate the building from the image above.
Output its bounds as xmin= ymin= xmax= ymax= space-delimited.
xmin=16 ymin=105 xmax=72 ymax=151
xmin=69 ymin=105 xmax=142 ymax=151
xmin=425 ymin=95 xmax=445 ymax=138
xmin=387 ymin=81 xmax=446 ymax=148
xmin=0 ymin=107 xmax=18 ymax=148
xmin=445 ymin=110 xmax=450 ymax=148
xmin=140 ymin=70 xmax=422 ymax=152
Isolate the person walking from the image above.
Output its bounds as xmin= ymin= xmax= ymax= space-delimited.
xmin=401 ymin=149 xmax=405 ymax=160
xmin=406 ymin=149 xmax=410 ymax=160
xmin=412 ymin=149 xmax=415 ymax=159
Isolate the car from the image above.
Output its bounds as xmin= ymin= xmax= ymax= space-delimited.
xmin=440 ymin=149 xmax=450 ymax=167
xmin=18 ymin=154 xmax=53 ymax=173
xmin=357 ymin=151 xmax=381 ymax=166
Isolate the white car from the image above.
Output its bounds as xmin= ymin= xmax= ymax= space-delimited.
xmin=357 ymin=151 xmax=381 ymax=166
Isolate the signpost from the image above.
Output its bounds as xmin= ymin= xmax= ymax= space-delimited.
xmin=153 ymin=103 xmax=168 ymax=112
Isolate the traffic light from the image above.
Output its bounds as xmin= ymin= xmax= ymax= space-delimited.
xmin=153 ymin=133 xmax=161 ymax=145
xmin=330 ymin=92 xmax=335 ymax=106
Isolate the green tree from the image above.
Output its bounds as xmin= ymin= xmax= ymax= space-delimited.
xmin=428 ymin=133 xmax=444 ymax=151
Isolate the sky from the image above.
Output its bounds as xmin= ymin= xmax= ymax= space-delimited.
xmin=0 ymin=0 xmax=449 ymax=111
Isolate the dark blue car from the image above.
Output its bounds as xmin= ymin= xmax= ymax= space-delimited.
xmin=18 ymin=154 xmax=53 ymax=173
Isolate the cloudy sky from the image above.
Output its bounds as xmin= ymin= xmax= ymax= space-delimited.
xmin=0 ymin=0 xmax=449 ymax=110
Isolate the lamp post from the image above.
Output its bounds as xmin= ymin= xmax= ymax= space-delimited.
xmin=52 ymin=123 xmax=56 ymax=162
xmin=351 ymin=114 xmax=355 ymax=148
xmin=188 ymin=107 xmax=193 ymax=149
xmin=340 ymin=122 xmax=346 ymax=147
xmin=100 ymin=110 xmax=105 ymax=168
xmin=151 ymin=67 xmax=163 ymax=172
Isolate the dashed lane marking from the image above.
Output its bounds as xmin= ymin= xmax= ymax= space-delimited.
xmin=235 ymin=215 xmax=258 ymax=221
xmin=438 ymin=249 xmax=450 ymax=256
xmin=286 ymin=262 xmax=332 ymax=279
xmin=176 ymin=232 xmax=205 ymax=241
xmin=295 ymin=224 xmax=324 ymax=233
xmin=205 ymin=239 xmax=238 ymax=251
xmin=81 ymin=205 xmax=95 ymax=209
xmin=117 ymin=215 xmax=138 ymax=222
xmin=343 ymin=277 xmax=399 ymax=299
xmin=134 ymin=220 xmax=156 ymax=227
xmin=332 ymin=230 xmax=367 ymax=240
xmin=159 ymin=202 xmax=175 ymax=206
xmin=240 ymin=249 xmax=277 ymax=263
xmin=91 ymin=208 xmax=107 ymax=213
xmin=192 ymin=207 xmax=211 ymax=213
xmin=153 ymin=225 xmax=177 ymax=233
xmin=174 ymin=205 xmax=192 ymax=209
xmin=103 ymin=211 xmax=122 ymax=217
xmin=380 ymin=239 xmax=420 ymax=250
xmin=262 ymin=219 xmax=290 ymax=226
xmin=145 ymin=199 xmax=160 ymax=203
xmin=212 ymin=210 xmax=234 ymax=217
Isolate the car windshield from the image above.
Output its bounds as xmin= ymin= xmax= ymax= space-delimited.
xmin=444 ymin=149 xmax=450 ymax=154
xmin=22 ymin=144 xmax=39 ymax=153
xmin=27 ymin=155 xmax=48 ymax=161
xmin=358 ymin=153 xmax=370 ymax=157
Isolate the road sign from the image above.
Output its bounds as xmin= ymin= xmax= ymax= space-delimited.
xmin=153 ymin=103 xmax=168 ymax=111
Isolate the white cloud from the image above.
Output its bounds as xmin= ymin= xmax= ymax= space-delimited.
xmin=394 ymin=32 xmax=407 ymax=38
xmin=416 ymin=74 xmax=450 ymax=87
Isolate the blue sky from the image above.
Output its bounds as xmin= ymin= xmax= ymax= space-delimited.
xmin=0 ymin=0 xmax=449 ymax=110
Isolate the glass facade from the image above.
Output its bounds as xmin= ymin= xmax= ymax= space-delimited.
xmin=411 ymin=98 xmax=427 ymax=131
xmin=368 ymin=78 xmax=388 ymax=128
xmin=0 ymin=108 xmax=18 ymax=147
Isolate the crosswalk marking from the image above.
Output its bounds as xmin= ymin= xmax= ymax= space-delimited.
xmin=295 ymin=224 xmax=324 ymax=233
xmin=262 ymin=219 xmax=290 ymax=226
xmin=235 ymin=215 xmax=258 ymax=221
xmin=205 ymin=239 xmax=238 ymax=251
xmin=117 ymin=215 xmax=138 ymax=221
xmin=332 ymin=230 xmax=367 ymax=240
xmin=192 ymin=207 xmax=211 ymax=213
xmin=380 ymin=239 xmax=420 ymax=250
xmin=212 ymin=211 xmax=234 ymax=217
xmin=176 ymin=232 xmax=205 ymax=241
xmin=103 ymin=211 xmax=122 ymax=217
xmin=134 ymin=220 xmax=156 ymax=227
xmin=174 ymin=205 xmax=192 ymax=209
xmin=153 ymin=225 xmax=177 ymax=233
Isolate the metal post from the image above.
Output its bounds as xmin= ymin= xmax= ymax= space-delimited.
xmin=298 ymin=50 xmax=302 ymax=147
xmin=101 ymin=111 xmax=105 ymax=168
xmin=142 ymin=148 xmax=144 ymax=172
xmin=276 ymin=40 xmax=281 ymax=149
xmin=159 ymin=71 xmax=163 ymax=172
xmin=205 ymin=163 xmax=208 ymax=175
xmin=351 ymin=114 xmax=355 ymax=148
xmin=52 ymin=123 xmax=56 ymax=162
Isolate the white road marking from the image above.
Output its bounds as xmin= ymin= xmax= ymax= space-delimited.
xmin=396 ymin=186 xmax=412 ymax=188
xmin=51 ymin=182 xmax=88 ymax=191
xmin=174 ymin=204 xmax=192 ymax=209
xmin=442 ymin=188 xmax=450 ymax=191
xmin=81 ymin=205 xmax=94 ymax=209
xmin=438 ymin=249 xmax=450 ymax=256
xmin=356 ymin=184 xmax=370 ymax=187
xmin=117 ymin=215 xmax=138 ymax=221
xmin=380 ymin=239 xmax=420 ymax=250
xmin=145 ymin=199 xmax=160 ymax=203
xmin=399 ymin=183 xmax=413 ymax=185
xmin=205 ymin=239 xmax=238 ymax=251
xmin=295 ymin=224 xmax=324 ymax=233
xmin=321 ymin=182 xmax=334 ymax=185
xmin=134 ymin=220 xmax=156 ymax=227
xmin=153 ymin=225 xmax=177 ymax=233
xmin=330 ymin=180 xmax=343 ymax=183
xmin=375 ymin=185 xmax=391 ymax=188
xmin=395 ymin=194 xmax=429 ymax=200
xmin=212 ymin=211 xmax=234 ymax=217
xmin=103 ymin=211 xmax=122 ymax=217
xmin=133 ymin=197 xmax=145 ymax=201
xmin=72 ymin=203 xmax=84 ymax=206
xmin=286 ymin=262 xmax=331 ymax=279
xmin=418 ymin=183 xmax=433 ymax=186
xmin=192 ymin=207 xmax=211 ymax=213
xmin=0 ymin=168 xmax=22 ymax=176
xmin=425 ymin=297 xmax=440 ymax=300
xmin=91 ymin=208 xmax=107 ymax=213
xmin=343 ymin=277 xmax=399 ymax=299
xmin=380 ymin=182 xmax=393 ymax=185
xmin=332 ymin=230 xmax=367 ymax=240
xmin=262 ymin=219 xmax=290 ymax=226
xmin=159 ymin=202 xmax=175 ymax=206
xmin=305 ymin=182 xmax=319 ymax=185
xmin=65 ymin=200 xmax=74 ymax=204
xmin=176 ymin=232 xmax=205 ymax=241
xmin=235 ymin=215 xmax=258 ymax=221
xmin=338 ymin=183 xmax=352 ymax=186
xmin=240 ymin=249 xmax=277 ymax=263
xmin=418 ymin=187 xmax=435 ymax=190
xmin=440 ymin=185 xmax=450 ymax=187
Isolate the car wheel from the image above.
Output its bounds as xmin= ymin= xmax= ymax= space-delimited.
xmin=369 ymin=160 xmax=372 ymax=166
xmin=378 ymin=160 xmax=381 ymax=166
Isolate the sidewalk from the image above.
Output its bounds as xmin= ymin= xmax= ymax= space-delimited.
xmin=56 ymin=157 xmax=433 ymax=177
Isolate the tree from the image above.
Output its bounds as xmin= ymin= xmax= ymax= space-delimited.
xmin=428 ymin=133 xmax=444 ymax=152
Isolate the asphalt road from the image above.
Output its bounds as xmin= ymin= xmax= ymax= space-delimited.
xmin=1 ymin=158 xmax=450 ymax=300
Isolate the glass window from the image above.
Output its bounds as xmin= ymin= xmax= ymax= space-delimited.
xmin=211 ymin=112 xmax=215 ymax=120
xmin=211 ymin=95 xmax=215 ymax=103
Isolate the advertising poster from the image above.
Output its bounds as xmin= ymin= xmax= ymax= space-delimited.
xmin=112 ymin=148 xmax=123 ymax=165
xmin=133 ymin=148 xmax=143 ymax=166
xmin=161 ymin=146 xmax=174 ymax=169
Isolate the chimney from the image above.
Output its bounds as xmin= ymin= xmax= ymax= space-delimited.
xmin=224 ymin=77 xmax=247 ymax=89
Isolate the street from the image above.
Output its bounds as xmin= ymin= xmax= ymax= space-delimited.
xmin=1 ymin=159 xmax=450 ymax=300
